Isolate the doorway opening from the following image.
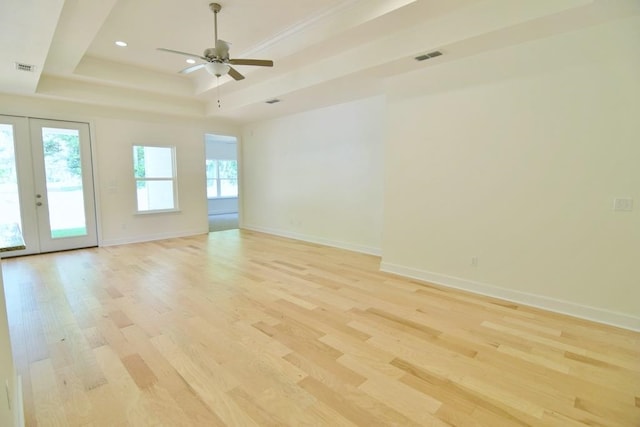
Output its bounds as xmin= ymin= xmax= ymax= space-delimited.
xmin=205 ymin=134 xmax=238 ymax=232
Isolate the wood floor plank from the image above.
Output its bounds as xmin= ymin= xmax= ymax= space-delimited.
xmin=341 ymin=355 xmax=444 ymax=424
xmin=227 ymin=387 xmax=288 ymax=426
xmin=119 ymin=325 xmax=224 ymax=425
xmin=298 ymin=376 xmax=421 ymax=427
xmin=2 ymin=230 xmax=638 ymax=426
xmin=54 ymin=365 xmax=93 ymax=426
xmin=30 ymin=358 xmax=69 ymax=426
xmin=150 ymin=334 xmax=258 ymax=426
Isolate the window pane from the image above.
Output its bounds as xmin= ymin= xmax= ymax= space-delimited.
xmin=220 ymin=179 xmax=238 ymax=197
xmin=206 ymin=159 xmax=237 ymax=199
xmin=133 ymin=146 xmax=145 ymax=178
xmin=218 ymin=160 xmax=237 ymax=179
xmin=0 ymin=124 xmax=22 ymax=229
xmin=206 ymin=179 xmax=218 ymax=198
xmin=133 ymin=145 xmax=177 ymax=212
xmin=134 ymin=146 xmax=173 ymax=178
xmin=206 ymin=159 xmax=218 ymax=179
xmin=136 ymin=180 xmax=174 ymax=211
xmin=41 ymin=127 xmax=87 ymax=238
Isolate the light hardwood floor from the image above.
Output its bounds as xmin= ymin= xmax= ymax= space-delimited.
xmin=2 ymin=230 xmax=639 ymax=426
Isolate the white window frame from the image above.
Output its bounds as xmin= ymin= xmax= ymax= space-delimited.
xmin=133 ymin=145 xmax=178 ymax=213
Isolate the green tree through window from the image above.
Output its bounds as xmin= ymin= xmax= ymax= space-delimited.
xmin=42 ymin=130 xmax=82 ymax=183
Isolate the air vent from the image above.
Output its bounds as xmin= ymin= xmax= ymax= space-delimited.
xmin=15 ymin=62 xmax=36 ymax=72
xmin=415 ymin=51 xmax=443 ymax=62
xmin=265 ymin=99 xmax=281 ymax=104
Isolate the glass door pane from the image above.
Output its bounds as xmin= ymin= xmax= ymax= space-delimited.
xmin=0 ymin=124 xmax=22 ymax=230
xmin=41 ymin=127 xmax=87 ymax=238
xmin=30 ymin=119 xmax=97 ymax=254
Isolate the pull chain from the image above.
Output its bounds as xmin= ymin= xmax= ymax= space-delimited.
xmin=217 ymin=76 xmax=221 ymax=108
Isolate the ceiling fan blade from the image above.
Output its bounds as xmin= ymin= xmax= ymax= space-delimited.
xmin=179 ymin=63 xmax=205 ymax=74
xmin=229 ymin=59 xmax=274 ymax=67
xmin=228 ymin=66 xmax=245 ymax=81
xmin=215 ymin=39 xmax=231 ymax=60
xmin=157 ymin=48 xmax=205 ymax=60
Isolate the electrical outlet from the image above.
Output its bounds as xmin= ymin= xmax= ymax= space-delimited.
xmin=613 ymin=198 xmax=633 ymax=212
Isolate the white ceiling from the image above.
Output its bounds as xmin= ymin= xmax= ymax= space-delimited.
xmin=0 ymin=0 xmax=638 ymax=124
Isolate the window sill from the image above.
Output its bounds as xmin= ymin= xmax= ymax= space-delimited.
xmin=134 ymin=209 xmax=181 ymax=215
xmin=207 ymin=197 xmax=238 ymax=201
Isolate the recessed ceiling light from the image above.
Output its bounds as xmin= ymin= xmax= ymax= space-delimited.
xmin=186 ymin=59 xmax=196 ymax=64
xmin=115 ymin=41 xmax=128 ymax=47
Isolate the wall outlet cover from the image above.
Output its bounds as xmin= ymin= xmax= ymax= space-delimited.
xmin=613 ymin=198 xmax=633 ymax=212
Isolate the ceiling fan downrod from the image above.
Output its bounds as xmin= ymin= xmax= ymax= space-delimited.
xmin=210 ymin=3 xmax=221 ymax=43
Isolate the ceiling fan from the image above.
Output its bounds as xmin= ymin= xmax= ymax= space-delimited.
xmin=157 ymin=2 xmax=274 ymax=81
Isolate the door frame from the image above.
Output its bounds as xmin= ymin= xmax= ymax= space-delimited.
xmin=0 ymin=115 xmax=99 ymax=257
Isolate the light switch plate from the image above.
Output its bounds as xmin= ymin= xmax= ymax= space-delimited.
xmin=613 ymin=198 xmax=633 ymax=212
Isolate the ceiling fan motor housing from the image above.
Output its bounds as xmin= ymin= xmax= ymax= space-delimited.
xmin=204 ymin=48 xmax=217 ymax=59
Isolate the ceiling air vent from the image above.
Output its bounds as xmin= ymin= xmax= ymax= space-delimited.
xmin=15 ymin=62 xmax=36 ymax=72
xmin=265 ymin=99 xmax=281 ymax=104
xmin=415 ymin=51 xmax=443 ymax=62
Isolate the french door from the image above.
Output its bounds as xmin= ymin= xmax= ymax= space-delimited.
xmin=0 ymin=115 xmax=98 ymax=257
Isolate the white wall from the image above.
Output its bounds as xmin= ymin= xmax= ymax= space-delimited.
xmin=0 ymin=263 xmax=20 ymax=427
xmin=205 ymin=134 xmax=238 ymax=215
xmin=241 ymin=96 xmax=385 ymax=255
xmin=0 ymin=94 xmax=240 ymax=246
xmin=381 ymin=17 xmax=640 ymax=329
xmin=96 ymin=118 xmax=209 ymax=245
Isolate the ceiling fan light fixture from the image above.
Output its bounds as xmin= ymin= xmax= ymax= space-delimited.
xmin=158 ymin=2 xmax=272 ymax=81
xmin=205 ymin=62 xmax=230 ymax=76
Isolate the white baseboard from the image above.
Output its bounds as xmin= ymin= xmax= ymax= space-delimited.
xmin=100 ymin=228 xmax=208 ymax=247
xmin=242 ymin=224 xmax=382 ymax=256
xmin=380 ymin=262 xmax=640 ymax=332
